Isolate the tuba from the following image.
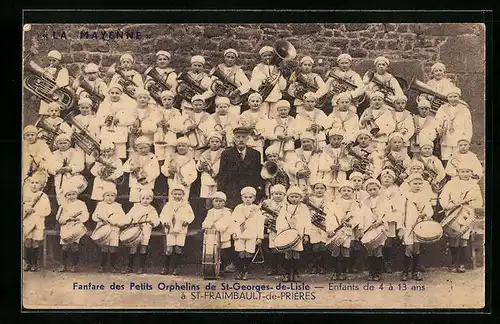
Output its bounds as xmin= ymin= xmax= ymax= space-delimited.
xmin=209 ymin=66 xmax=243 ymax=105
xmin=325 ymin=70 xmax=366 ymax=106
xmin=364 ymin=70 xmax=407 ymax=108
xmin=23 ymin=60 xmax=76 ymax=111
xmin=290 ymin=72 xmax=325 ymax=106
xmin=175 ymin=69 xmax=210 ymax=103
xmin=34 ymin=116 xmax=65 ymax=150
xmin=257 ymin=40 xmax=297 ymax=101
xmin=67 ymin=113 xmax=101 ymax=156
xmin=107 ymin=63 xmax=139 ymax=99
xmin=144 ymin=66 xmax=171 ymax=105
xmin=261 ymin=161 xmax=279 ymax=180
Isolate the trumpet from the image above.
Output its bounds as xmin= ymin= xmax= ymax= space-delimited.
xmin=274 ymin=125 xmax=287 ymax=158
xmin=332 ymin=154 xmax=340 ymax=183
xmin=199 ymin=155 xmax=216 ymax=178
xmin=130 ymin=153 xmax=147 ymax=183
xmin=154 ymin=112 xmax=170 ymax=145
xmin=295 ymin=161 xmax=310 ymax=188
xmin=363 ymin=113 xmax=380 ymax=137
xmin=128 ymin=117 xmax=142 ymax=152
xmin=184 ymin=118 xmax=201 ymax=148
xmin=95 ymin=156 xmax=124 ymax=185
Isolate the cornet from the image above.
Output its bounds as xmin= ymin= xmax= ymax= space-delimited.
xmin=274 ymin=125 xmax=287 ymax=158
xmin=295 ymin=161 xmax=310 ymax=188
xmin=199 ymin=155 xmax=216 ymax=178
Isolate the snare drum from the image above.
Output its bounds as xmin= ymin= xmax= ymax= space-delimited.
xmin=119 ymin=226 xmax=143 ymax=247
xmin=61 ymin=222 xmax=87 ymax=244
xmin=441 ymin=206 xmax=476 ymax=239
xmin=361 ymin=224 xmax=387 ymax=250
xmin=325 ymin=227 xmax=351 ymax=251
xmin=202 ymin=229 xmax=221 ymax=279
xmin=413 ymin=220 xmax=443 ymax=243
xmin=274 ymin=229 xmax=301 ymax=252
xmin=91 ymin=224 xmax=112 ymax=245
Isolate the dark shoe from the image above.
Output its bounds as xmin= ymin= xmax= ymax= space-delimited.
xmin=457 ymin=265 xmax=466 ymax=273
xmin=98 ymin=266 xmax=105 ymax=273
xmin=385 ymin=262 xmax=393 ymax=274
xmin=110 ymin=266 xmax=117 ymax=273
xmin=338 ymin=273 xmax=347 ymax=281
xmin=137 ymin=268 xmax=144 ymax=274
xmin=401 ymin=272 xmax=409 ymax=281
xmin=235 ymin=272 xmax=242 ymax=280
xmin=224 ymin=263 xmax=236 ymax=273
xmin=311 ymin=267 xmax=318 ymax=274
xmin=367 ymin=274 xmax=374 ymax=281
xmin=282 ymin=274 xmax=291 ymax=282
xmin=373 ymin=274 xmax=381 ymax=282
xmin=267 ymin=268 xmax=277 ymax=276
xmin=30 ymin=265 xmax=38 ymax=272
xmin=160 ymin=267 xmax=169 ymax=275
xmin=23 ymin=262 xmax=31 ymax=271
xmin=318 ymin=267 xmax=326 ymax=275
xmin=412 ymin=272 xmax=423 ymax=281
xmin=172 ymin=268 xmax=179 ymax=276
xmin=58 ymin=265 xmax=67 ymax=272
xmin=241 ymin=272 xmax=249 ymax=280
xmin=70 ymin=265 xmax=78 ymax=273
xmin=330 ymin=273 xmax=338 ymax=281
xmin=417 ymin=265 xmax=427 ymax=273
xmin=121 ymin=266 xmax=132 ymax=274
xmin=292 ymin=275 xmax=301 ymax=282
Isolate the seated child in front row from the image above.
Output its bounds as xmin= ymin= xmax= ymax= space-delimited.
xmin=202 ymin=191 xmax=233 ymax=275
xmin=23 ymin=173 xmax=51 ymax=272
xmin=159 ymin=185 xmax=195 ymax=275
xmin=231 ymin=186 xmax=264 ymax=281
xmin=56 ymin=181 xmax=89 ymax=273
xmin=439 ymin=162 xmax=483 ymax=273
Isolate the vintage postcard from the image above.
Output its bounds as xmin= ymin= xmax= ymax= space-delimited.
xmin=22 ymin=20 xmax=485 ymax=309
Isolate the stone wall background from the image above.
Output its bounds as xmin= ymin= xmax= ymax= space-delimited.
xmin=23 ymin=23 xmax=485 ymax=159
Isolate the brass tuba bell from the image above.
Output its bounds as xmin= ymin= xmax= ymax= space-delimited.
xmin=261 ymin=161 xmax=279 ymax=180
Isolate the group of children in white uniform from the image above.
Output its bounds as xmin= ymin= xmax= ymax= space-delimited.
xmin=23 ymin=47 xmax=483 ymax=282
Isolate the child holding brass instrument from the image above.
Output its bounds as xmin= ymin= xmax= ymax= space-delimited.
xmin=434 ymin=86 xmax=473 ymax=164
xmin=121 ymin=189 xmax=160 ymax=274
xmin=295 ymin=92 xmax=329 ymax=151
xmin=363 ymin=56 xmax=404 ymax=103
xmin=305 ymin=180 xmax=329 ymax=275
xmin=359 ymin=91 xmax=396 ymax=153
xmin=287 ymin=132 xmax=320 ymax=196
xmin=143 ymin=90 xmax=182 ymax=164
xmin=444 ymin=138 xmax=483 ymax=182
xmin=73 ymin=97 xmax=99 ymax=166
xmin=73 ymin=62 xmax=108 ymax=109
xmin=261 ymin=145 xmax=291 ymax=199
xmin=261 ymin=184 xmax=287 ymax=276
xmin=23 ymin=125 xmax=51 ymax=189
xmin=361 ymin=179 xmax=391 ymax=281
xmin=389 ymin=95 xmax=414 ymax=155
xmin=398 ymin=173 xmax=434 ymax=281
xmin=95 ymin=84 xmax=136 ymax=159
xmin=90 ymin=141 xmax=123 ymax=201
xmin=144 ymin=51 xmax=178 ymax=101
xmin=231 ymin=186 xmax=265 ymax=280
xmin=439 ymin=161 xmax=483 ymax=273
xmin=288 ymin=56 xmax=326 ymax=115
xmin=326 ymin=181 xmax=366 ymax=281
xmin=23 ymin=173 xmax=51 ymax=272
xmin=201 ymin=96 xmax=237 ymax=149
xmin=410 ymin=98 xmax=438 ymax=155
xmin=238 ymin=92 xmax=268 ymax=162
xmin=250 ymin=46 xmax=287 ymax=120
xmin=161 ymin=137 xmax=197 ymax=200
xmin=382 ymin=132 xmax=412 ymax=185
xmin=418 ymin=62 xmax=456 ymax=103
xmin=177 ymin=95 xmax=211 ymax=160
xmin=316 ymin=128 xmax=351 ymax=199
xmin=348 ymin=172 xmax=369 ymax=273
xmin=40 ymin=102 xmax=73 ymax=151
xmin=346 ymin=130 xmax=382 ymax=181
xmin=91 ymin=183 xmax=127 ymax=273
xmin=37 ymin=50 xmax=70 ymax=115
xmin=179 ymin=55 xmax=213 ymax=114
xmin=202 ymin=191 xmax=234 ymax=275
xmin=128 ymin=89 xmax=157 ymax=152
xmin=263 ymin=100 xmax=297 ymax=161
xmin=413 ymin=140 xmax=446 ymax=194
xmin=328 ymin=92 xmax=359 ymax=144
xmin=197 ymin=133 xmax=223 ymax=202
xmin=108 ymin=53 xmax=144 ymax=97
xmin=122 ymin=136 xmax=160 ymax=203
xmin=276 ymin=186 xmax=311 ymax=283
xmin=160 ymin=185 xmax=195 ymax=275
xmin=56 ymin=180 xmax=89 ymax=273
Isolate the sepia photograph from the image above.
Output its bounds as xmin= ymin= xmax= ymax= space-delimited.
xmin=21 ymin=20 xmax=486 ymax=309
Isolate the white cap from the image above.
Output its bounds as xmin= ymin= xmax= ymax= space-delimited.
xmin=101 ymin=182 xmax=117 ymax=195
xmin=447 ymin=86 xmax=462 ymax=97
xmin=24 ymin=125 xmax=38 ymax=134
xmin=134 ymin=136 xmax=151 ymax=146
xmin=175 ymin=137 xmax=190 ymax=146
xmin=248 ymin=92 xmax=263 ymax=101
xmin=356 ymin=129 xmax=373 ymax=139
xmin=417 ymin=98 xmax=432 ymax=108
xmin=338 ymin=180 xmax=354 ymax=190
xmin=120 ymin=53 xmax=134 ymax=63
xmin=337 ymin=53 xmax=353 ymax=62
xmin=207 ymin=132 xmax=222 ymax=142
xmin=259 ymin=46 xmax=274 ymax=56
xmin=370 ymin=91 xmax=385 ymax=99
xmin=135 ymin=88 xmax=150 ymax=97
xmin=139 ymin=189 xmax=154 ymax=198
xmin=300 ymin=56 xmax=314 ymax=65
xmin=349 ymin=172 xmax=364 ymax=180
xmin=409 ymin=160 xmax=424 ymax=170
xmin=55 ymin=133 xmax=71 ymax=144
xmin=456 ymin=160 xmax=473 ymax=171
xmin=191 ymin=55 xmax=205 ymax=65
xmin=311 ymin=179 xmax=327 ymax=188
xmin=303 ymin=92 xmax=317 ymax=101
xmin=407 ymin=173 xmax=424 ymax=183
xmin=191 ymin=94 xmax=205 ymax=103
xmin=393 ymin=94 xmax=408 ymax=102
xmin=270 ymin=184 xmax=286 ymax=194
xmin=265 ymin=145 xmax=280 ymax=156
xmin=170 ymin=184 xmax=186 ymax=195
xmin=364 ymin=178 xmax=381 ymax=190
xmin=224 ymin=48 xmax=238 ymax=57
xmin=156 ymin=51 xmax=171 ymax=59
xmin=419 ymin=140 xmax=434 ymax=148
xmin=241 ymin=186 xmax=257 ymax=196
xmin=286 ymin=186 xmax=303 ymax=197
xmin=389 ymin=132 xmax=405 ymax=142
xmin=108 ymin=83 xmax=123 ymax=93
xmin=374 ymin=56 xmax=389 ymax=66
xmin=327 ymin=128 xmax=344 ymax=137
xmin=276 ymin=99 xmax=291 ymax=109
xmin=300 ymin=131 xmax=315 ymax=141
xmin=211 ymin=191 xmax=227 ymax=201
xmin=78 ymin=97 xmax=93 ymax=106
xmin=84 ymin=63 xmax=99 ymax=73
xmin=160 ymin=90 xmax=175 ymax=99
xmin=380 ymin=169 xmax=396 ymax=178
xmin=431 ymin=62 xmax=446 ymax=72
xmin=47 ymin=50 xmax=62 ymax=60
xmin=215 ymin=96 xmax=230 ymax=106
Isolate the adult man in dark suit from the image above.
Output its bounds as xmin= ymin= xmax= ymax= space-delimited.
xmin=217 ymin=127 xmax=264 ymax=209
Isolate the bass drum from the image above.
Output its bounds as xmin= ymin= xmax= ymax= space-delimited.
xmin=202 ymin=229 xmax=221 ymax=279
